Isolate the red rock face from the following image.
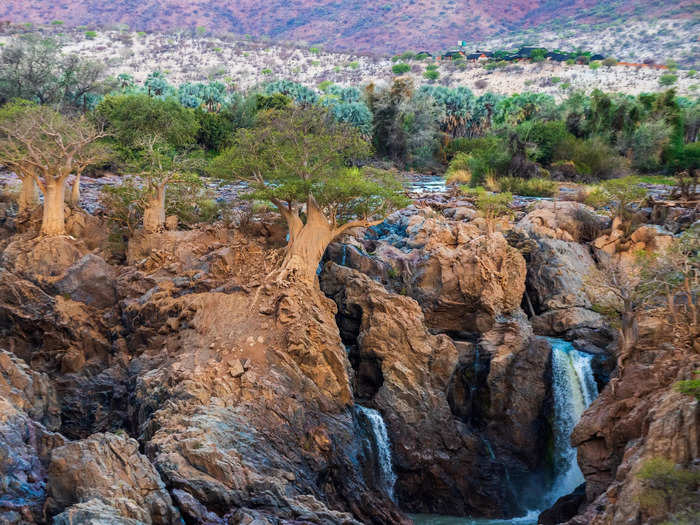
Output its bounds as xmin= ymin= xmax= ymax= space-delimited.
xmin=1 ymin=0 xmax=695 ymax=53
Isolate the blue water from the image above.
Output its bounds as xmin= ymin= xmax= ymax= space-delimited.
xmin=410 ymin=510 xmax=539 ymax=525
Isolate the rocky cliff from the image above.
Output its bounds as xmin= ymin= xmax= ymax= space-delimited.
xmin=0 ymin=192 xmax=696 ymax=524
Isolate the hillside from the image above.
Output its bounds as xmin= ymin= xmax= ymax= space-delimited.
xmin=2 ymin=29 xmax=695 ymax=99
xmin=1 ymin=0 xmax=697 ymax=54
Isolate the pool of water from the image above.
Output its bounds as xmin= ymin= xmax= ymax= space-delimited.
xmin=409 ymin=510 xmax=539 ymax=525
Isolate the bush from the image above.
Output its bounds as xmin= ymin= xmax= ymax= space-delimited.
xmin=84 ymin=30 xmax=97 ymax=40
xmin=630 ymin=120 xmax=672 ymax=171
xmin=553 ymin=135 xmax=628 ymax=181
xmin=602 ymin=57 xmax=618 ymax=67
xmin=659 ymin=74 xmax=678 ymax=86
xmin=637 ymin=457 xmax=699 ymax=521
xmin=392 ymin=63 xmax=411 ymax=75
xmin=497 ymin=176 xmax=557 ymax=197
xmin=424 ymin=70 xmax=439 ymax=81
xmin=445 ymin=136 xmax=511 ymax=186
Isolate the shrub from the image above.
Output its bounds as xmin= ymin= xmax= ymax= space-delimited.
xmin=659 ymin=74 xmax=678 ymax=86
xmin=84 ymin=30 xmax=97 ymax=40
xmin=589 ymin=61 xmax=601 ymax=71
xmin=675 ymin=373 xmax=700 ymax=400
xmin=602 ymin=57 xmax=618 ymax=67
xmin=630 ymin=120 xmax=672 ymax=171
xmin=445 ymin=136 xmax=511 ymax=185
xmin=348 ymin=61 xmax=360 ymax=69
xmin=473 ymin=189 xmax=513 ymax=232
xmin=637 ymin=457 xmax=699 ymax=521
xmin=392 ymin=63 xmax=411 ymax=75
xmin=424 ymin=70 xmax=439 ymax=82
xmin=553 ymin=136 xmax=628 ymax=181
xmin=497 ymin=176 xmax=557 ymax=197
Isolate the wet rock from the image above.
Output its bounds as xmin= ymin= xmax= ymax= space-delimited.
xmin=538 ymin=483 xmax=586 ymax=524
xmin=531 ymin=307 xmax=606 ymax=336
xmin=46 ymin=432 xmax=181 ymax=524
xmin=322 ymin=263 xmax=539 ymax=517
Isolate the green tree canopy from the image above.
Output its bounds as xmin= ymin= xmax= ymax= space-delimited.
xmin=209 ymin=106 xmax=408 ymax=284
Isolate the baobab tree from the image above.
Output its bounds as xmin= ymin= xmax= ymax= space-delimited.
xmin=0 ymin=102 xmax=108 ymax=235
xmin=135 ymin=134 xmax=204 ymax=232
xmin=209 ymin=106 xmax=408 ymax=285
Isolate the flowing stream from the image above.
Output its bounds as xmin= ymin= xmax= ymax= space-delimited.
xmin=355 ymin=405 xmax=397 ymax=501
xmin=411 ymin=338 xmax=599 ymax=525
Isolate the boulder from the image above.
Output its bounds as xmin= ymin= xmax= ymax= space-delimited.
xmin=412 ymin=231 xmax=526 ymax=332
xmin=538 ymin=483 xmax=586 ymax=525
xmin=54 ymin=254 xmax=117 ymax=308
xmin=52 ymin=499 xmax=145 ymax=525
xmin=527 ymin=238 xmax=599 ymax=311
xmin=515 ymin=201 xmax=609 ymax=243
xmin=46 ymin=432 xmax=181 ymax=524
xmin=531 ymin=307 xmax=606 ymax=336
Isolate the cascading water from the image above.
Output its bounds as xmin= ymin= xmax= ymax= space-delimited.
xmin=546 ymin=337 xmax=598 ymax=505
xmin=354 ymin=405 xmax=397 ymax=501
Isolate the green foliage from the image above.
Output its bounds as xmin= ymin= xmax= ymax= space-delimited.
xmin=264 ymin=79 xmax=318 ymax=106
xmin=553 ymin=136 xmax=627 ymax=180
xmin=493 ymin=92 xmax=557 ymax=128
xmin=637 ymin=457 xmax=700 ymax=521
xmin=423 ymin=70 xmax=439 ymax=82
xmin=659 ymin=74 xmax=678 ymax=86
xmin=602 ymin=57 xmax=618 ymax=67
xmin=84 ymin=30 xmax=97 ymax=40
xmin=177 ymin=81 xmax=228 ymax=110
xmin=517 ymin=119 xmax=572 ymax=165
xmin=367 ymin=78 xmax=443 ymax=168
xmin=589 ymin=61 xmax=601 ymax=70
xmin=419 ymin=85 xmax=477 ymax=137
xmin=255 ymin=93 xmax=291 ymax=111
xmin=473 ymin=188 xmax=513 ymax=227
xmin=392 ymin=63 xmax=411 ymax=75
xmin=630 ymin=120 xmax=672 ymax=171
xmin=209 ymin=106 xmax=406 ymax=224
xmin=446 ymin=136 xmax=511 ymax=185
xmin=497 ymin=176 xmax=557 ymax=197
xmin=675 ymin=372 xmax=700 ymax=400
xmin=347 ymin=61 xmax=360 ymax=70
xmin=0 ymin=33 xmax=112 ymax=108
xmin=585 ymin=176 xmax=647 ymax=226
xmin=95 ymin=93 xmax=199 ymax=155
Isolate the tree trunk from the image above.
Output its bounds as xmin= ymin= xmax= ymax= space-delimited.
xmin=69 ymin=173 xmax=81 ymax=207
xmin=41 ymin=181 xmax=66 ymax=236
xmin=143 ymin=184 xmax=166 ymax=233
xmin=280 ymin=197 xmax=334 ymax=284
xmin=18 ymin=176 xmax=39 ymax=213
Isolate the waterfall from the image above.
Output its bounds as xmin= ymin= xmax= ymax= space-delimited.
xmin=546 ymin=338 xmax=598 ymax=505
xmin=355 ymin=405 xmax=397 ymax=501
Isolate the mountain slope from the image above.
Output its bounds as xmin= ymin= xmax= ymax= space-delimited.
xmin=1 ymin=0 xmax=697 ymax=53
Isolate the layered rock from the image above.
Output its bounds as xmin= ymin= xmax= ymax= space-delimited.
xmin=0 ymin=349 xmax=65 ymax=524
xmin=45 ymin=432 xmax=181 ymax=524
xmin=567 ymin=315 xmax=699 ymax=524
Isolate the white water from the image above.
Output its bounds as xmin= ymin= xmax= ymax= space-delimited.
xmin=546 ymin=337 xmax=598 ymax=505
xmin=355 ymin=405 xmax=397 ymax=501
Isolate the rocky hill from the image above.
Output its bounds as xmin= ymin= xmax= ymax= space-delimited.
xmin=1 ymin=28 xmax=696 ymax=99
xmin=1 ymin=0 xmax=697 ymax=54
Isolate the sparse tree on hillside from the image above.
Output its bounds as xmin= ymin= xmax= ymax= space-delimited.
xmin=209 ymin=106 xmax=408 ymax=284
xmin=0 ymin=103 xmax=108 ymax=234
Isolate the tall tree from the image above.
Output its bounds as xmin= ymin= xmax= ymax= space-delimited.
xmin=0 ymin=103 xmax=108 ymax=235
xmin=210 ymin=106 xmax=408 ymax=284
